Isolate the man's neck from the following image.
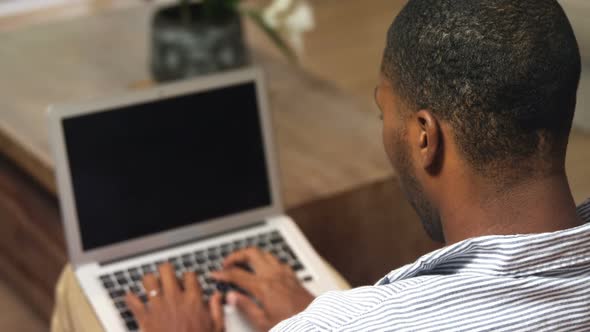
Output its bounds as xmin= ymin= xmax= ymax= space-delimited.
xmin=440 ymin=172 xmax=583 ymax=245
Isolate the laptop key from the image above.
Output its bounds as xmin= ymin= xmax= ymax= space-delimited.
xmin=292 ymin=263 xmax=304 ymax=272
xmin=109 ymin=289 xmax=125 ymax=299
xmin=233 ymin=240 xmax=246 ymax=249
xmin=120 ymin=310 xmax=134 ymax=320
xmin=102 ymin=280 xmax=115 ymax=289
xmin=141 ymin=265 xmax=153 ymax=274
xmin=114 ymin=300 xmax=127 ymax=310
xmin=281 ymin=244 xmax=294 ymax=255
xmin=203 ymin=288 xmax=214 ymax=297
xmin=270 ymin=237 xmax=284 ymax=245
xmin=100 ymin=275 xmax=112 ymax=283
xmin=216 ymin=281 xmax=240 ymax=294
xmin=288 ymin=250 xmax=300 ymax=261
xmin=126 ymin=320 xmax=139 ymax=331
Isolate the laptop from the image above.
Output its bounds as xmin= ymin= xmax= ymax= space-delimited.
xmin=48 ymin=68 xmax=343 ymax=332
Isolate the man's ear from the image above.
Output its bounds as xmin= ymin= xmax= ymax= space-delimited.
xmin=415 ymin=110 xmax=442 ymax=171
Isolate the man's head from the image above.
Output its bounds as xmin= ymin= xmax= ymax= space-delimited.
xmin=376 ymin=0 xmax=581 ymax=243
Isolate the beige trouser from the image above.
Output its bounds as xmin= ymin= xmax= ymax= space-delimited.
xmin=51 ymin=263 xmax=350 ymax=332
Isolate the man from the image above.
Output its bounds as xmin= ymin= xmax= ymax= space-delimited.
xmin=125 ymin=0 xmax=590 ymax=330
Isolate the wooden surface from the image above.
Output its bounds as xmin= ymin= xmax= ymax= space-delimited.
xmin=301 ymin=0 xmax=405 ymax=102
xmin=0 ymin=269 xmax=45 ymax=332
xmin=0 ymin=155 xmax=66 ymax=320
xmin=0 ymin=5 xmax=392 ymax=209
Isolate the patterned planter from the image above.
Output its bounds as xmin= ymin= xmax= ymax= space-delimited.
xmin=150 ymin=3 xmax=249 ymax=82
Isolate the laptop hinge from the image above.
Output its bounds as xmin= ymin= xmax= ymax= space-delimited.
xmin=99 ymin=221 xmax=266 ymax=266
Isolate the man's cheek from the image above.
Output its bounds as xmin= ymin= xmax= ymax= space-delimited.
xmin=382 ymin=128 xmax=397 ymax=166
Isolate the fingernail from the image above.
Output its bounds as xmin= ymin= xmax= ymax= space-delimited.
xmin=226 ymin=291 xmax=238 ymax=306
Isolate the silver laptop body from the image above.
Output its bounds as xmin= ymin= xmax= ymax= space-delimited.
xmin=48 ymin=68 xmax=343 ymax=332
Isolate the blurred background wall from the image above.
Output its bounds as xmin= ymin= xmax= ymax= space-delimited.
xmin=560 ymin=0 xmax=590 ymax=131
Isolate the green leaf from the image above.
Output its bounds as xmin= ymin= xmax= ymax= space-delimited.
xmin=243 ymin=9 xmax=298 ymax=63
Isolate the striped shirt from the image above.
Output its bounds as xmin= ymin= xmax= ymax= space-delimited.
xmin=274 ymin=199 xmax=590 ymax=331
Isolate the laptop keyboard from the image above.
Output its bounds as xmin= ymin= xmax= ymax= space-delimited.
xmin=98 ymin=230 xmax=312 ymax=331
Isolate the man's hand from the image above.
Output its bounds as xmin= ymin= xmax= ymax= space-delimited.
xmin=125 ymin=263 xmax=224 ymax=332
xmin=211 ymin=248 xmax=315 ymax=332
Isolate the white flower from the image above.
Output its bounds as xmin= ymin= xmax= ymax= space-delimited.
xmin=263 ymin=0 xmax=315 ymax=54
xmin=263 ymin=0 xmax=294 ymax=28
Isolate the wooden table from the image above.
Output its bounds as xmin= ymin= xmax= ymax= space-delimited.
xmin=0 ymin=6 xmax=394 ymax=204
xmin=0 ymin=5 xmax=438 ymax=321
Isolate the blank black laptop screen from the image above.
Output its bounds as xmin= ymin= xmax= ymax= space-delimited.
xmin=62 ymin=82 xmax=272 ymax=251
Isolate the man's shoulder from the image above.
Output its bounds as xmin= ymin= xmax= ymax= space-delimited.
xmin=273 ymin=274 xmax=457 ymax=331
xmin=274 ymin=269 xmax=590 ymax=331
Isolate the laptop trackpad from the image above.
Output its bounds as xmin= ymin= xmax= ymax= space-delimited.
xmin=224 ymin=305 xmax=257 ymax=332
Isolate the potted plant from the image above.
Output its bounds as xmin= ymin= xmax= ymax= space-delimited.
xmin=150 ymin=0 xmax=314 ymax=82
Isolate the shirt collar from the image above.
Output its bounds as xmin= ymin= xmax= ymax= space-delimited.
xmin=378 ymin=201 xmax=590 ymax=286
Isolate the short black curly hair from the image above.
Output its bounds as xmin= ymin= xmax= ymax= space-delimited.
xmin=382 ymin=0 xmax=581 ymax=179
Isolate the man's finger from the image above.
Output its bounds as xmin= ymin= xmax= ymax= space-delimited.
xmin=125 ymin=292 xmax=147 ymax=321
xmin=158 ymin=263 xmax=180 ymax=295
xmin=262 ymin=250 xmax=283 ymax=267
xmin=210 ymin=269 xmax=262 ymax=299
xmin=226 ymin=291 xmax=267 ymax=331
xmin=209 ymin=292 xmax=225 ymax=332
xmin=142 ymin=273 xmax=160 ymax=294
xmin=183 ymin=271 xmax=202 ymax=297
xmin=223 ymin=247 xmax=268 ymax=271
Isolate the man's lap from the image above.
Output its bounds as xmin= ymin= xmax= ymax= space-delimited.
xmin=51 ymin=265 xmax=104 ymax=332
